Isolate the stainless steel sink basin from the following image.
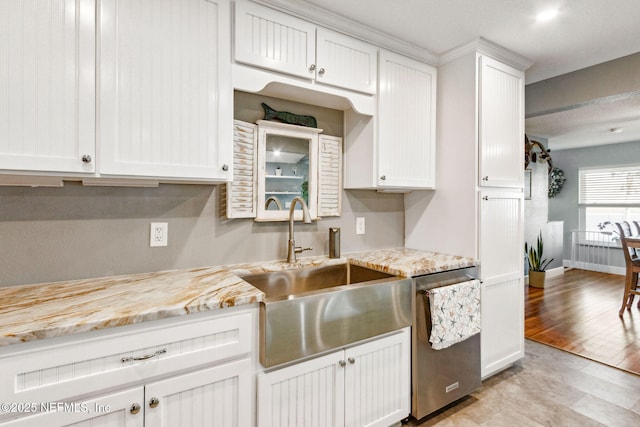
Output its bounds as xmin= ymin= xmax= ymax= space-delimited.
xmin=241 ymin=262 xmax=396 ymax=299
xmin=240 ymin=263 xmax=412 ymax=368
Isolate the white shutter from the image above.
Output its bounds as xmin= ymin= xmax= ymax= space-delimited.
xmin=226 ymin=121 xmax=258 ymax=218
xmin=318 ymin=135 xmax=342 ymax=217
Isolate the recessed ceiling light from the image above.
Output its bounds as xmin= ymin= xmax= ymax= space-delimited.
xmin=536 ymin=8 xmax=559 ymax=22
xmin=610 ymin=128 xmax=623 ymax=133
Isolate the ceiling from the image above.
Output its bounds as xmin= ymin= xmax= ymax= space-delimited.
xmin=295 ymin=0 xmax=640 ymax=150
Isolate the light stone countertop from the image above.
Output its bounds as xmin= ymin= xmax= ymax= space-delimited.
xmin=0 ymin=248 xmax=476 ymax=347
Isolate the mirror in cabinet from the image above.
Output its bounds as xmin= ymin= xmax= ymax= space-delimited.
xmin=257 ymin=120 xmax=322 ymax=221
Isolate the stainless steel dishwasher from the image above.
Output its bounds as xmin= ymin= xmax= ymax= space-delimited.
xmin=411 ymin=266 xmax=481 ymax=420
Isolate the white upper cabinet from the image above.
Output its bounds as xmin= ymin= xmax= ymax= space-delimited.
xmin=377 ymin=50 xmax=437 ymax=189
xmin=234 ymin=0 xmax=377 ymax=94
xmin=0 ymin=0 xmax=232 ymax=184
xmin=99 ymin=0 xmax=233 ymax=181
xmin=478 ymin=56 xmax=525 ymax=188
xmin=0 ymin=0 xmax=95 ymax=175
xmin=344 ymin=50 xmax=437 ymax=191
xmin=234 ymin=0 xmax=315 ymax=80
xmin=315 ymin=28 xmax=377 ymax=94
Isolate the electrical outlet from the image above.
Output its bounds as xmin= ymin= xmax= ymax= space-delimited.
xmin=356 ymin=217 xmax=365 ymax=235
xmin=150 ymin=222 xmax=168 ymax=247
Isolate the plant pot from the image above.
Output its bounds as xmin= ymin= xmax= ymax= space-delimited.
xmin=529 ymin=270 xmax=547 ymax=288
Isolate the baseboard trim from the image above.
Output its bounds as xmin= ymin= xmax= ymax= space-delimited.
xmin=524 ymin=265 xmax=565 ymax=285
xmin=563 ymin=259 xmax=625 ymax=276
xmin=546 ymin=266 xmax=565 ymax=278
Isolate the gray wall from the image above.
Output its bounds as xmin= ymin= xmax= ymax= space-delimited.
xmin=524 ymin=138 xmax=563 ymax=271
xmin=0 ymin=94 xmax=405 ymax=287
xmin=526 ymin=52 xmax=640 ymax=115
xmin=0 ymin=184 xmax=404 ymax=287
xmin=548 ymin=140 xmax=640 ymax=262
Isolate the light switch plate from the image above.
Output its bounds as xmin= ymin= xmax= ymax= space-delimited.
xmin=356 ymin=217 xmax=365 ymax=235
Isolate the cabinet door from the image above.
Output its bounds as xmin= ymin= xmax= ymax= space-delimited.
xmin=479 ymin=191 xmax=524 ymax=280
xmin=0 ymin=388 xmax=144 ymax=427
xmin=145 ymin=358 xmax=252 ymax=427
xmin=478 ymin=56 xmax=524 ymax=188
xmin=234 ymin=0 xmax=316 ymax=79
xmin=257 ymin=351 xmax=345 ymax=427
xmin=377 ymin=51 xmax=436 ymax=189
xmin=315 ymin=29 xmax=377 ymax=94
xmin=344 ymin=328 xmax=410 ymax=427
xmin=481 ymin=276 xmax=524 ymax=378
xmin=479 ymin=191 xmax=524 ymax=377
xmin=99 ymin=0 xmax=232 ymax=180
xmin=0 ymin=0 xmax=95 ymax=174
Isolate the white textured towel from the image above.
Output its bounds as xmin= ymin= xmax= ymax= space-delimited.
xmin=428 ymin=279 xmax=481 ymax=350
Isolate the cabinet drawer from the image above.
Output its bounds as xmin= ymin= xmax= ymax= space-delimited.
xmin=0 ymin=311 xmax=253 ymax=405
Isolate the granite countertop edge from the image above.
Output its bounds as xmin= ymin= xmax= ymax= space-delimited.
xmin=0 ymin=248 xmax=477 ymax=347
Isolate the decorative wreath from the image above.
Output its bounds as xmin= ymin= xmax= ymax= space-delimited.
xmin=548 ymin=167 xmax=566 ymax=198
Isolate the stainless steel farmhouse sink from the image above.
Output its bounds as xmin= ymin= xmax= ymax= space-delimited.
xmin=240 ymin=263 xmax=412 ymax=367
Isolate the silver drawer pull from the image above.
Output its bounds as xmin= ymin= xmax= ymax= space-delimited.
xmin=121 ymin=348 xmax=167 ymax=363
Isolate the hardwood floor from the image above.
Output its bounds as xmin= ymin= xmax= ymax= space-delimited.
xmin=525 ymin=268 xmax=640 ymax=375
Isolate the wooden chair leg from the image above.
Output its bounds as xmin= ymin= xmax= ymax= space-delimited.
xmin=619 ymin=271 xmax=634 ymax=316
xmin=629 ymin=273 xmax=639 ymax=309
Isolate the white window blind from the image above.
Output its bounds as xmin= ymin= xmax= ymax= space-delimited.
xmin=579 ymin=165 xmax=640 ymax=206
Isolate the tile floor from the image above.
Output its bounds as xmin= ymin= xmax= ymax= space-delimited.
xmin=405 ymin=340 xmax=640 ymax=426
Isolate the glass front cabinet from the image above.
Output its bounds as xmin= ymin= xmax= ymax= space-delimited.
xmin=226 ymin=120 xmax=342 ymax=221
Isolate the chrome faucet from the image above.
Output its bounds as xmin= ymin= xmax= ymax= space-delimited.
xmin=287 ymin=196 xmax=312 ymax=263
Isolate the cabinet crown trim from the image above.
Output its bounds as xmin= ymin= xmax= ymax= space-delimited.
xmin=250 ymin=0 xmax=438 ymax=65
xmin=438 ymin=37 xmax=533 ymax=71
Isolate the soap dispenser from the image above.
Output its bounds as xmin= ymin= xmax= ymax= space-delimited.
xmin=329 ymin=227 xmax=340 ymax=259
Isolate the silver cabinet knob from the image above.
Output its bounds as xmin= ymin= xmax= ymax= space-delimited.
xmin=338 ymin=360 xmax=346 ymax=367
xmin=348 ymin=357 xmax=355 ymax=364
xmin=82 ymin=154 xmax=92 ymax=164
xmin=318 ymin=68 xmax=325 ymax=76
xmin=149 ymin=397 xmax=159 ymax=408
xmin=309 ymin=64 xmax=316 ymax=72
xmin=222 ymin=164 xmax=229 ymax=171
xmin=482 ymin=176 xmax=489 ymax=181
xmin=130 ymin=403 xmax=141 ymax=415
xmin=380 ymin=175 xmax=386 ymax=181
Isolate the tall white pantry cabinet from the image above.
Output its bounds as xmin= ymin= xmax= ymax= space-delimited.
xmin=405 ymin=40 xmax=532 ymax=378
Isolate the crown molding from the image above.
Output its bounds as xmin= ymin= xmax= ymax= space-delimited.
xmin=439 ymin=37 xmax=534 ymax=71
xmin=251 ymin=0 xmax=439 ymax=65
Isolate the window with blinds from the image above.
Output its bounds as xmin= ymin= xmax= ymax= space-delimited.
xmin=579 ymin=165 xmax=640 ymax=236
xmin=579 ymin=165 xmax=640 ymax=205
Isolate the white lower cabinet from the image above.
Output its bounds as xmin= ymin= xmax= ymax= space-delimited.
xmin=145 ymin=357 xmax=252 ymax=427
xmin=1 ymin=388 xmax=144 ymax=427
xmin=257 ymin=328 xmax=410 ymax=427
xmin=2 ymin=359 xmax=251 ymax=427
xmin=0 ymin=309 xmax=255 ymax=427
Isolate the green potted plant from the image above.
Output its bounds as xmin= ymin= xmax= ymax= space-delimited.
xmin=525 ymin=232 xmax=554 ymax=288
